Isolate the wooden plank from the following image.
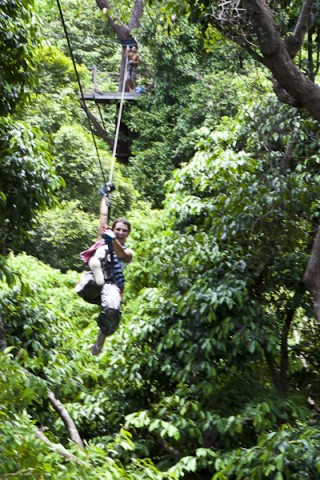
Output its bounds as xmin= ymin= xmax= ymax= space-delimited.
xmin=82 ymin=91 xmax=142 ymax=102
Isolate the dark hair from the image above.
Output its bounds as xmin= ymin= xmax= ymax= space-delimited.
xmin=112 ymin=217 xmax=131 ymax=233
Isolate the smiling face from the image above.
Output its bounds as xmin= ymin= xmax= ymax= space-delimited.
xmin=113 ymin=221 xmax=130 ymax=244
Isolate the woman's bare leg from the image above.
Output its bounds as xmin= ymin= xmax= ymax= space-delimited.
xmin=92 ymin=329 xmax=106 ymax=355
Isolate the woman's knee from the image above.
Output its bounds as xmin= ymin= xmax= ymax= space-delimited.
xmin=89 ymin=256 xmax=104 ymax=286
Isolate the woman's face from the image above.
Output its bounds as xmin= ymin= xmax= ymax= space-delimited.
xmin=113 ymin=222 xmax=130 ymax=244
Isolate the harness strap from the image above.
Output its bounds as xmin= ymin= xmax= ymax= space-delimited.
xmin=100 ymin=248 xmax=125 ymax=290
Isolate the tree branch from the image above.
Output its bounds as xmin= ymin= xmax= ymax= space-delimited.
xmin=129 ymin=0 xmax=144 ymax=30
xmin=244 ymin=0 xmax=280 ymax=56
xmin=95 ymin=0 xmax=131 ymax=40
xmin=160 ymin=440 xmax=182 ymax=459
xmin=243 ymin=45 xmax=265 ymax=65
xmin=243 ymin=0 xmax=320 ymax=121
xmin=285 ymin=0 xmax=315 ymax=58
xmin=35 ymin=428 xmax=83 ymax=463
xmin=80 ymin=100 xmax=113 ymax=148
xmin=94 ymin=0 xmax=144 ymax=90
xmin=263 ymin=286 xmax=302 ymax=396
xmin=315 ymin=26 xmax=320 ymax=77
xmin=271 ymin=78 xmax=301 ymax=107
xmin=0 ymin=313 xmax=7 ymax=351
xmin=208 ymin=17 xmax=266 ymax=65
xmin=0 ymin=469 xmax=36 ymax=478
xmin=263 ymin=348 xmax=281 ymax=390
xmin=279 ymin=307 xmax=295 ymax=396
xmin=47 ymin=389 xmax=84 ymax=448
xmin=304 ymin=226 xmax=320 ymax=321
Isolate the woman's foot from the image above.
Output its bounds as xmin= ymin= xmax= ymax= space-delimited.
xmin=91 ymin=330 xmax=106 ymax=355
xmin=91 ymin=342 xmax=103 ymax=355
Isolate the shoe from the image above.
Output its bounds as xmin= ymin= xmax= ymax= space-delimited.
xmin=92 ymin=343 xmax=103 ymax=355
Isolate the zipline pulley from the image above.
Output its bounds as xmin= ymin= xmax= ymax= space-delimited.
xmin=99 ymin=182 xmax=116 ymax=224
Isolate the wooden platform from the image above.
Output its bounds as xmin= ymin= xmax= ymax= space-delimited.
xmin=83 ymin=91 xmax=142 ymax=103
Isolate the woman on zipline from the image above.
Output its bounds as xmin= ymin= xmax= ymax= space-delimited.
xmin=76 ymin=197 xmax=133 ymax=355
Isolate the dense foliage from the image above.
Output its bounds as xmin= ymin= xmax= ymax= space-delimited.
xmin=119 ymin=101 xmax=320 ymax=477
xmin=0 ymin=0 xmax=62 ymax=258
xmin=17 ymin=0 xmax=140 ymax=269
xmin=125 ymin=17 xmax=245 ymax=207
xmin=1 ymin=0 xmax=320 ymax=478
xmin=0 ymin=0 xmax=40 ymax=115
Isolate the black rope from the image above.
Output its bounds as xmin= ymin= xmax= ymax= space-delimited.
xmin=55 ymin=0 xmax=107 ymax=184
xmin=97 ymin=102 xmax=107 ymax=132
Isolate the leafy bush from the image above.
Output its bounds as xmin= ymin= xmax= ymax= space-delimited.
xmin=23 ymin=200 xmax=98 ymax=271
xmin=0 ymin=118 xmax=63 ymax=251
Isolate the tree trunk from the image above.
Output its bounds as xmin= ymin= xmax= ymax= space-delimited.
xmin=0 ymin=313 xmax=6 ymax=351
xmin=260 ymin=41 xmax=320 ymax=121
xmin=47 ymin=389 xmax=84 ymax=448
xmin=35 ymin=428 xmax=83 ymax=463
xmin=80 ymin=99 xmax=113 ymax=148
xmin=244 ymin=0 xmax=320 ymax=121
xmin=95 ymin=0 xmax=144 ymax=91
xmin=304 ymin=226 xmax=320 ymax=321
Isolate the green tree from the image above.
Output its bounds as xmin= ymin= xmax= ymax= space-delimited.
xmin=0 ymin=119 xmax=62 ymax=253
xmin=115 ymin=100 xmax=320 ymax=477
xmin=15 ymin=0 xmax=140 ymax=271
xmin=0 ymin=252 xmax=177 ymax=479
xmin=126 ymin=18 xmax=244 ymax=206
xmin=0 ymin=0 xmax=62 ymax=255
xmin=4 ymin=1 xmax=320 ymax=479
xmin=155 ymin=0 xmax=320 ymax=121
xmin=23 ymin=200 xmax=97 ymax=271
xmin=0 ymin=0 xmax=40 ymax=115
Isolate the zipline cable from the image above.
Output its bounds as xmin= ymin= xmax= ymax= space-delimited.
xmin=55 ymin=0 xmax=107 ymax=184
xmin=109 ymin=55 xmax=128 ymax=184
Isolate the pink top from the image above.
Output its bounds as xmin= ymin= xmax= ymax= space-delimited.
xmin=80 ymin=240 xmax=105 ymax=264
